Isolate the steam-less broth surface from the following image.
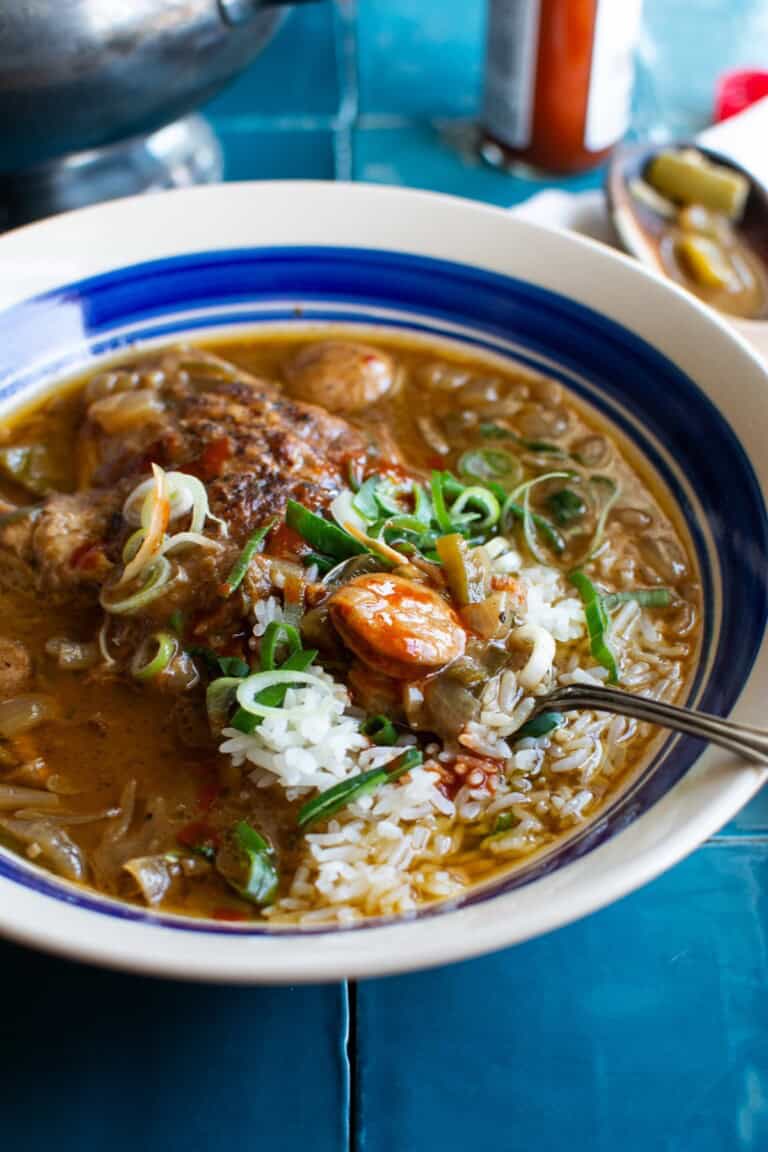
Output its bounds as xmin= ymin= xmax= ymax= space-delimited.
xmin=0 ymin=331 xmax=700 ymax=924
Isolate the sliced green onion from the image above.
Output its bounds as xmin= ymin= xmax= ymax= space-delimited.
xmin=230 ymin=648 xmax=318 ymax=733
xmin=458 ymin=448 xmax=522 ymax=486
xmin=413 ymin=483 xmax=433 ymax=524
xmin=362 ymin=714 xmax=399 ymax=746
xmin=236 ymin=669 xmax=331 ymax=719
xmin=439 ymin=472 xmax=465 ymax=500
xmin=215 ymin=821 xmax=278 ymax=906
xmin=514 ymin=711 xmax=564 ymax=741
xmin=168 ymin=610 xmax=184 ymax=636
xmin=373 ymin=514 xmax=430 ymax=536
xmin=506 ymin=472 xmax=572 ymax=562
xmin=222 ymin=518 xmax=277 ymax=596
xmin=303 ymin=551 xmax=335 ymax=575
xmin=217 ymin=656 xmax=250 ymax=678
xmin=493 ymin=812 xmax=517 ymax=833
xmin=517 ymin=438 xmax=566 ymax=456
xmin=331 ymin=488 xmax=369 ymax=535
xmin=121 ymin=527 xmax=145 ymax=564
xmin=546 ymin=488 xmax=586 ymax=525
xmin=100 ymin=555 xmax=173 ymax=615
xmin=479 ymin=423 xmax=512 ymax=439
xmin=569 ymin=570 xmax=619 ymax=683
xmin=449 ymin=486 xmax=501 ymax=530
xmin=429 ymin=471 xmax=454 ymax=533
xmin=586 ymin=475 xmax=620 ymax=560
xmin=286 ymin=500 xmax=368 ymax=561
xmin=297 ymin=748 xmax=422 ymax=829
xmin=161 ymin=530 xmax=223 ymax=557
xmin=478 ymin=424 xmax=565 ymax=455
xmin=602 ymin=588 xmax=672 ymax=610
xmin=260 ymin=621 xmax=302 ymax=672
xmin=206 ymin=676 xmax=243 ymax=731
xmin=373 ymin=478 xmax=411 ymax=516
xmin=351 ymin=477 xmax=380 ymax=521
xmin=503 ymin=502 xmax=565 ymax=555
xmin=187 ymin=646 xmax=247 ymax=678
xmin=124 ymin=469 xmax=226 ymax=536
xmin=131 ymin=631 xmax=178 ymax=681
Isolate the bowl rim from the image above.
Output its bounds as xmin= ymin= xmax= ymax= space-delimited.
xmin=0 ymin=180 xmax=766 ymax=982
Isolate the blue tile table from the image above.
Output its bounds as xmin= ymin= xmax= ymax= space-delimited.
xmin=2 ymin=2 xmax=767 ymax=1150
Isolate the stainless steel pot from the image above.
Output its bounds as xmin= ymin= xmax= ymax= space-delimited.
xmin=0 ymin=0 xmax=315 ymax=226
xmin=0 ymin=0 xmax=310 ymax=171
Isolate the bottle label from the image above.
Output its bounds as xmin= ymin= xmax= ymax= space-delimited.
xmin=585 ymin=0 xmax=642 ymax=152
xmin=482 ymin=0 xmax=541 ymax=149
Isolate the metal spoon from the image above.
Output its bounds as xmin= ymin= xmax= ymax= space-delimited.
xmin=531 ymin=683 xmax=768 ymax=767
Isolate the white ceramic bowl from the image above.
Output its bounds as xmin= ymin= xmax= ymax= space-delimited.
xmin=0 ymin=182 xmax=766 ymax=982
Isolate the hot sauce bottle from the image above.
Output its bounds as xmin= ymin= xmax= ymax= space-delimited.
xmin=481 ymin=0 xmax=643 ymax=176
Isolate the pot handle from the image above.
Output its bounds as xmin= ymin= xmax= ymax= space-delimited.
xmin=218 ymin=0 xmax=318 ymax=24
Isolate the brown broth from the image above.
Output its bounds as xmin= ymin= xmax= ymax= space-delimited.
xmin=0 ymin=330 xmax=702 ymax=922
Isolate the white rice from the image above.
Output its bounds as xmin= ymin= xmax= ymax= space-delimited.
xmin=221 ymin=532 xmax=691 ymax=925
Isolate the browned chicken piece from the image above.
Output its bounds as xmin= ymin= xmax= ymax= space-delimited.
xmin=282 ymin=341 xmax=399 ymax=414
xmin=0 ymin=638 xmax=31 ymax=696
xmin=0 ymin=347 xmax=367 ymax=604
xmin=328 ymin=574 xmax=466 ymax=679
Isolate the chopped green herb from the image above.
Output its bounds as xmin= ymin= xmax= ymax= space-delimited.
xmin=297 ymin=747 xmax=423 ymax=829
xmin=222 ymin=518 xmax=277 ymax=595
xmin=494 ymin=812 xmax=517 ymax=833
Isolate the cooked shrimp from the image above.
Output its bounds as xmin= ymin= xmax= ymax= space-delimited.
xmin=282 ymin=341 xmax=398 ymax=413
xmin=328 ymin=573 xmax=466 ymax=678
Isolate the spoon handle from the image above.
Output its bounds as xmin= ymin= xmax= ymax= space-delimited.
xmin=543 ymin=684 xmax=768 ymax=767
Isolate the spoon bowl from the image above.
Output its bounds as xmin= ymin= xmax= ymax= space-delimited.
xmin=534 ymin=683 xmax=768 ymax=769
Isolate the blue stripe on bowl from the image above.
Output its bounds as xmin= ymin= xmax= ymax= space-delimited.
xmin=0 ymin=247 xmax=765 ymax=935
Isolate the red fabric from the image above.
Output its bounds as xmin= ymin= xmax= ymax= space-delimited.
xmin=714 ymin=70 xmax=768 ymax=122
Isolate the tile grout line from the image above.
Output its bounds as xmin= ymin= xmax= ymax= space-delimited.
xmin=332 ymin=0 xmax=359 ymax=182
xmin=346 ymin=980 xmax=360 ymax=1152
